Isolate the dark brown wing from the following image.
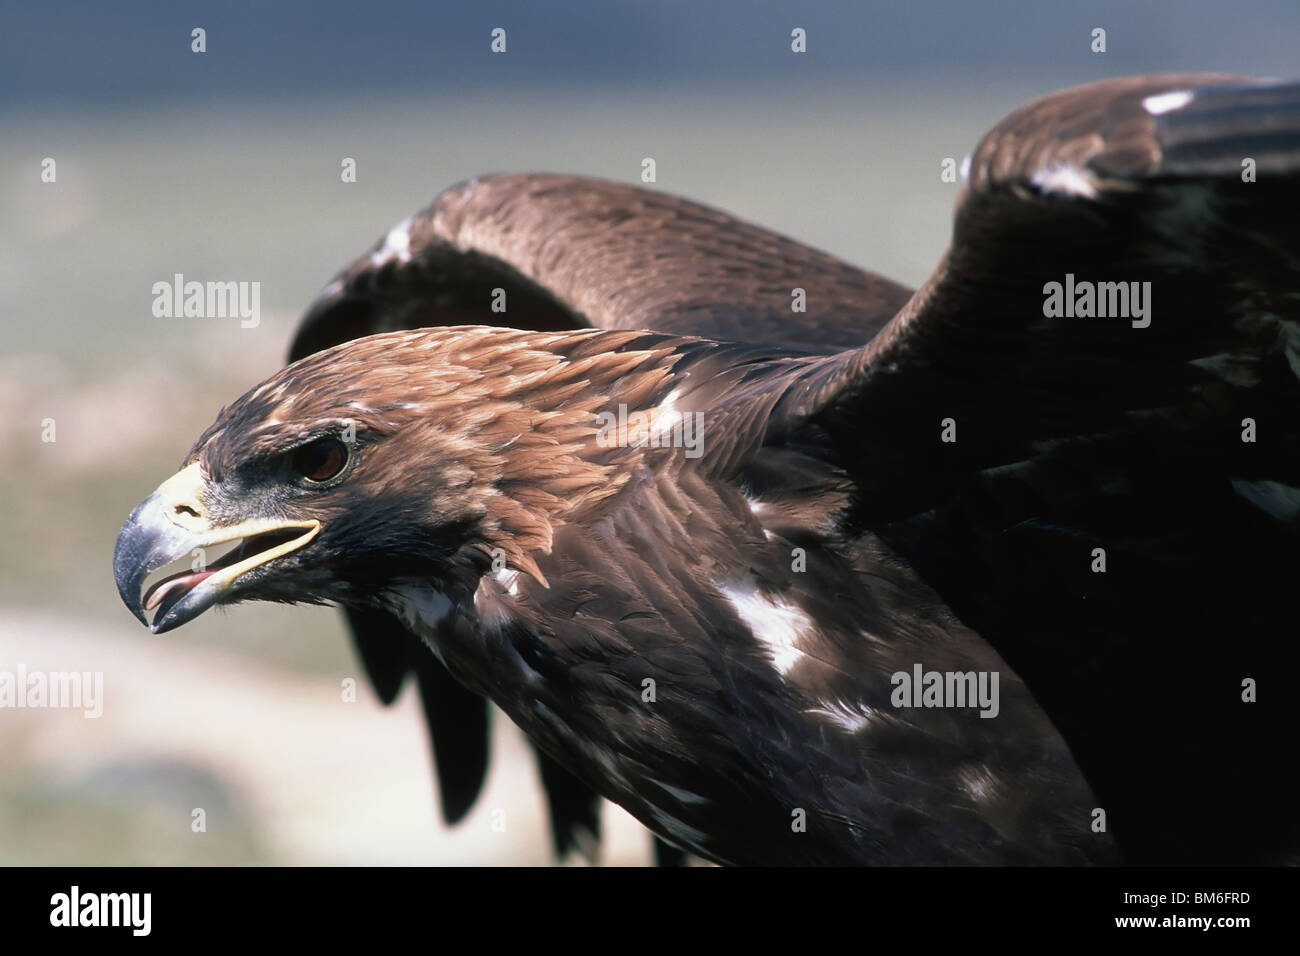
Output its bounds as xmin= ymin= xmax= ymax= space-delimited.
xmin=786 ymin=74 xmax=1300 ymax=862
xmin=342 ymin=606 xmax=489 ymax=826
xmin=346 ymin=605 xmax=599 ymax=860
xmin=289 ymin=173 xmax=913 ymax=359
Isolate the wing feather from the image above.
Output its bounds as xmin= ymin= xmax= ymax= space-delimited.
xmin=785 ymin=74 xmax=1300 ymax=863
xmin=290 ymin=173 xmax=913 ymax=359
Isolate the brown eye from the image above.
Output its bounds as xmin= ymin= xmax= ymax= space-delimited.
xmin=291 ymin=438 xmax=349 ymax=483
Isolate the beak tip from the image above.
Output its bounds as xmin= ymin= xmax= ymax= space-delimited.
xmin=113 ymin=496 xmax=163 ymax=629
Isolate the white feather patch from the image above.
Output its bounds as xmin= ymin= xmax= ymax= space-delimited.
xmin=387 ymin=584 xmax=453 ymax=661
xmin=1031 ymin=164 xmax=1098 ymax=199
xmin=370 ymin=216 xmax=413 ymax=266
xmin=717 ymin=576 xmax=813 ymax=675
xmin=807 ymin=699 xmax=874 ymax=733
xmin=1142 ymin=89 xmax=1194 ymax=116
xmin=959 ymin=765 xmax=999 ymax=803
xmin=493 ymin=568 xmax=521 ymax=597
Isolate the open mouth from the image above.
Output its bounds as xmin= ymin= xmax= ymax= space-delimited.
xmin=140 ymin=526 xmax=314 ymax=623
xmin=115 ymin=461 xmax=325 ymax=634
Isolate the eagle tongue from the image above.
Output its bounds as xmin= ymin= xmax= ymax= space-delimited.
xmin=143 ymin=568 xmax=219 ymax=612
xmin=142 ymin=538 xmax=250 ymax=613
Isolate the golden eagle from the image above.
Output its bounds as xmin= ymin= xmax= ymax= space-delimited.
xmin=115 ymin=75 xmax=1300 ymax=865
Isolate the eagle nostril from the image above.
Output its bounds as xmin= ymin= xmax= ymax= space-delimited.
xmin=174 ymin=503 xmax=201 ymax=519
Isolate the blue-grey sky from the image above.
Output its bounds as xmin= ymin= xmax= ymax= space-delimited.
xmin=4 ymin=0 xmax=1298 ymax=106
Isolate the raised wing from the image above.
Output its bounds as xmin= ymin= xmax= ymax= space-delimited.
xmin=290 ymin=172 xmax=913 ymax=359
xmin=787 ymin=74 xmax=1300 ymax=863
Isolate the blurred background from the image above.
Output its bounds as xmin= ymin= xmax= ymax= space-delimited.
xmin=2 ymin=0 xmax=1297 ymax=865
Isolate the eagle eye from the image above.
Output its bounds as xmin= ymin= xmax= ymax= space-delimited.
xmin=290 ymin=437 xmax=350 ymax=484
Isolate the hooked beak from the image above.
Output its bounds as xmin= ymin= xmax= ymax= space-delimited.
xmin=113 ymin=462 xmax=320 ymax=633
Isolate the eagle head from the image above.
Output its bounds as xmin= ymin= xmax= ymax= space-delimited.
xmin=114 ymin=327 xmax=658 ymax=633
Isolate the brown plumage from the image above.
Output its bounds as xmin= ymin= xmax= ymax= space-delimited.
xmin=116 ymin=74 xmax=1300 ymax=864
xmin=196 ymin=328 xmax=684 ymax=589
